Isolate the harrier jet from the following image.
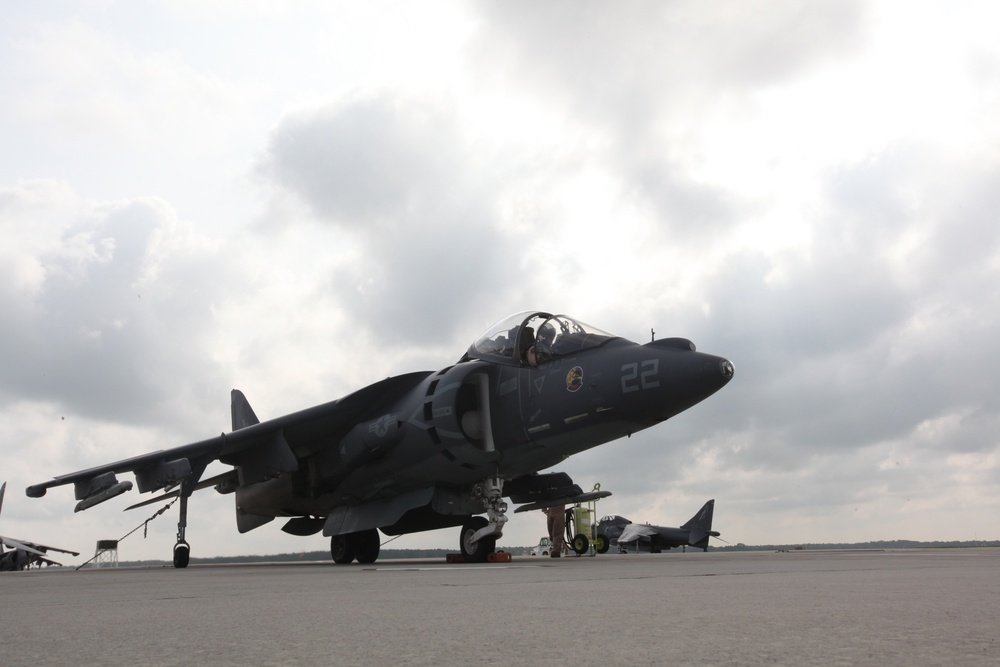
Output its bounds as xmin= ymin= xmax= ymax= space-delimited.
xmin=1 ymin=482 xmax=79 ymax=571
xmin=599 ymin=499 xmax=720 ymax=553
xmin=27 ymin=311 xmax=733 ymax=567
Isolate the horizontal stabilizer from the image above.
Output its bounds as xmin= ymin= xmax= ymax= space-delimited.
xmin=689 ymin=528 xmax=721 ymax=545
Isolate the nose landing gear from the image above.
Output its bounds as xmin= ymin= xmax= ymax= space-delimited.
xmin=459 ymin=477 xmax=507 ymax=563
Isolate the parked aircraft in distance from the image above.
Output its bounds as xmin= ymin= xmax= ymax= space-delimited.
xmin=598 ymin=499 xmax=720 ymax=553
xmin=27 ymin=311 xmax=733 ymax=567
xmin=1 ymin=482 xmax=79 ymax=571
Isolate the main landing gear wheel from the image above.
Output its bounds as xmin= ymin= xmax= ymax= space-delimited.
xmin=354 ymin=529 xmax=380 ymax=564
xmin=572 ymin=533 xmax=589 ymax=555
xmin=173 ymin=541 xmax=190 ymax=569
xmin=331 ymin=534 xmax=355 ymax=564
xmin=595 ymin=533 xmax=610 ymax=554
xmin=459 ymin=516 xmax=496 ymax=563
xmin=331 ymin=529 xmax=382 ymax=564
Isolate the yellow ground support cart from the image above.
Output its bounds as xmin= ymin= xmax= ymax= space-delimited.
xmin=566 ymin=484 xmax=611 ymax=556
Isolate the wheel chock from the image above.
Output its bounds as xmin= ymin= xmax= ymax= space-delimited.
xmin=444 ymin=552 xmax=513 ymax=564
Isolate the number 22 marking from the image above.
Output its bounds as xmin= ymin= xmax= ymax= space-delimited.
xmin=621 ymin=360 xmax=660 ymax=392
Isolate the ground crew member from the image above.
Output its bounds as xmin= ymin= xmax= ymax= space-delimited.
xmin=544 ymin=504 xmax=566 ymax=557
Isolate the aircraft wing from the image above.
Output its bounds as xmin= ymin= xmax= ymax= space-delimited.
xmin=14 ymin=539 xmax=80 ymax=557
xmin=25 ymin=372 xmax=433 ymax=511
xmin=617 ymin=523 xmax=659 ymax=543
xmin=1 ymin=535 xmax=55 ymax=559
xmin=0 ymin=537 xmax=76 ymax=568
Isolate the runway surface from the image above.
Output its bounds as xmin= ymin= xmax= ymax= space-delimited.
xmin=3 ymin=548 xmax=998 ymax=666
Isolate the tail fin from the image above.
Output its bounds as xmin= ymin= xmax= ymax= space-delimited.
xmin=0 ymin=481 xmax=6 ymax=517
xmin=681 ymin=499 xmax=716 ymax=547
xmin=231 ymin=390 xmax=260 ymax=431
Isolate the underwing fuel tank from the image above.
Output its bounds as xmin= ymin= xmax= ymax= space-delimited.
xmin=74 ymin=481 xmax=133 ymax=512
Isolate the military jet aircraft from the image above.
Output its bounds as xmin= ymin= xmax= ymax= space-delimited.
xmin=598 ymin=499 xmax=720 ymax=553
xmin=26 ymin=311 xmax=733 ymax=567
xmin=1 ymin=482 xmax=79 ymax=571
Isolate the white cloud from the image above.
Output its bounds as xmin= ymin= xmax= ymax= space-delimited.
xmin=3 ymin=1 xmax=1000 ymax=563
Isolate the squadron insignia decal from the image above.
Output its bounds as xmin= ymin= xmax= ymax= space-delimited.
xmin=566 ymin=366 xmax=584 ymax=392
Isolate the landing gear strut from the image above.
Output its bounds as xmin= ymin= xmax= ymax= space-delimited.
xmin=459 ymin=477 xmax=507 ymax=562
xmin=173 ymin=491 xmax=190 ymax=569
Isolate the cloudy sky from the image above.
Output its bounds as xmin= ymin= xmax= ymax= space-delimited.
xmin=3 ymin=1 xmax=999 ymax=563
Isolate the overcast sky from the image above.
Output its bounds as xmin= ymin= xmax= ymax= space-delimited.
xmin=3 ymin=1 xmax=999 ymax=564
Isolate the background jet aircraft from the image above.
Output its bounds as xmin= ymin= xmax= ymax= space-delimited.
xmin=27 ymin=311 xmax=733 ymax=567
xmin=1 ymin=482 xmax=80 ymax=571
xmin=598 ymin=499 xmax=720 ymax=553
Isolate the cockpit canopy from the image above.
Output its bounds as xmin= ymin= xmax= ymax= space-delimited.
xmin=463 ymin=311 xmax=620 ymax=366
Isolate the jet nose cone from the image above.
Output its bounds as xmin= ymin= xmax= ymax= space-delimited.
xmin=698 ymin=354 xmax=733 ymax=396
xmin=637 ymin=340 xmax=733 ymax=421
xmin=679 ymin=352 xmax=733 ymax=407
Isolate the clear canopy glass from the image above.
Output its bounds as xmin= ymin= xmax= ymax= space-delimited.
xmin=465 ymin=311 xmax=619 ymax=366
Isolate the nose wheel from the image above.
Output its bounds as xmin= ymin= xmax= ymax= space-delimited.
xmin=173 ymin=541 xmax=190 ymax=568
xmin=459 ymin=516 xmax=496 ymax=562
xmin=458 ymin=477 xmax=507 ymax=562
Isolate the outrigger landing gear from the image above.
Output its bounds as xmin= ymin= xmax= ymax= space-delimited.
xmin=173 ymin=488 xmax=191 ymax=569
xmin=459 ymin=477 xmax=507 ymax=563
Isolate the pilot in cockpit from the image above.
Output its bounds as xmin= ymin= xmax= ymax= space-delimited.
xmin=532 ymin=322 xmax=556 ymax=364
xmin=524 ymin=321 xmax=558 ymax=367
xmin=519 ymin=326 xmax=536 ymax=366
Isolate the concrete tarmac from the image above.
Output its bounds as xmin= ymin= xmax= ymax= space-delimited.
xmin=3 ymin=548 xmax=998 ymax=666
